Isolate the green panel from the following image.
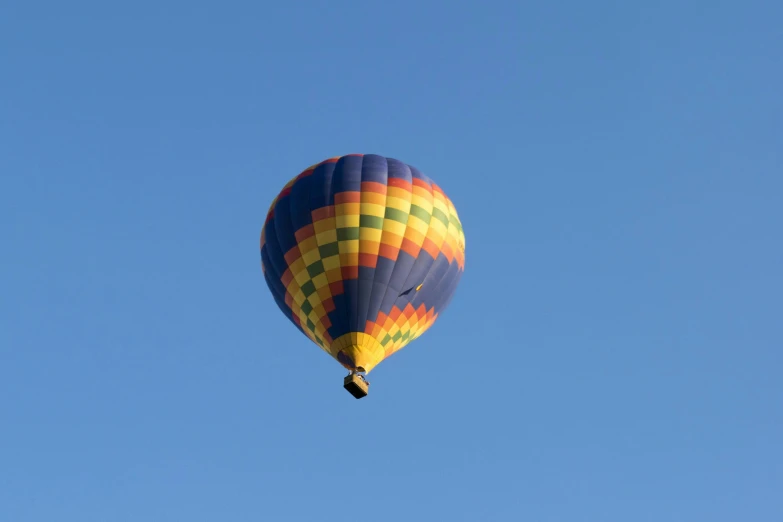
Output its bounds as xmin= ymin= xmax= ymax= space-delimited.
xmin=301 ymin=280 xmax=316 ymax=297
xmin=306 ymin=260 xmax=325 ymax=278
xmin=337 ymin=227 xmax=360 ymax=241
xmin=359 ymin=215 xmax=384 ymax=229
xmin=409 ymin=204 xmax=431 ymax=223
xmin=431 ymin=207 xmax=449 ymax=227
xmin=318 ymin=242 xmax=340 ymax=258
xmin=384 ymin=207 xmax=409 ymax=224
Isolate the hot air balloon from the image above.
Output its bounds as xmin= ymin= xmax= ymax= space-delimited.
xmin=260 ymin=154 xmax=465 ymax=398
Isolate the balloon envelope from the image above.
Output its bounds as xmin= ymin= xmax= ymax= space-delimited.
xmin=260 ymin=154 xmax=465 ymax=373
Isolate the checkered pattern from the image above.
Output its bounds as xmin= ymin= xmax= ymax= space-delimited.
xmin=260 ymin=154 xmax=465 ymax=373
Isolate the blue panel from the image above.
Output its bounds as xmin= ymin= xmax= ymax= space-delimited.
xmin=309 ymin=160 xmax=337 ymax=210
xmin=261 ymin=222 xmax=289 ymax=287
xmin=431 ymin=261 xmax=463 ymax=314
xmin=367 ymin=256 xmax=396 ymax=321
xmin=288 ymin=173 xmax=314 ymax=232
xmin=272 ymin=194 xmax=297 ymax=258
xmin=354 ymin=277 xmax=374 ymax=332
xmin=327 ymin=289 xmax=350 ymax=340
xmin=360 ymin=154 xmax=389 ymax=184
xmin=405 ymin=252 xmax=450 ymax=313
xmin=264 ymin=268 xmax=293 ymax=321
xmin=409 ymin=165 xmax=430 ymax=182
xmin=341 ymin=278 xmax=360 ymax=332
xmin=380 ymin=251 xmax=416 ymax=314
xmin=332 ymin=155 xmax=363 ymax=193
xmin=399 ymin=248 xmax=436 ymax=298
xmin=261 ymin=247 xmax=287 ymax=302
xmin=386 ymin=157 xmax=412 ymax=181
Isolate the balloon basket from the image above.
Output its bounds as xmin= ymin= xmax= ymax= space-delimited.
xmin=343 ymin=373 xmax=369 ymax=399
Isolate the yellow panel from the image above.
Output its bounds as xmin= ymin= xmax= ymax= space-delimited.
xmin=359 ymin=228 xmax=383 ymax=241
xmin=294 ymin=269 xmax=311 ymax=285
xmin=339 ymin=239 xmax=360 ymax=254
xmin=315 ymin=229 xmax=338 ymax=244
xmin=325 ymin=268 xmax=342 ymax=283
xmin=411 ymin=193 xmax=433 ymax=211
xmin=313 ymin=219 xmax=334 ymax=234
xmin=336 ymin=214 xmax=360 ymax=228
xmin=385 ymin=194 xmax=412 ymax=210
xmin=406 ymin=215 xmax=430 ymax=235
xmin=335 ymin=202 xmax=360 ymax=216
xmin=312 ymin=273 xmax=329 ymax=289
xmin=312 ymin=303 xmax=326 ymax=319
xmin=432 ymin=203 xmax=449 ymax=221
xmin=302 ymin=249 xmax=320 ymax=266
xmin=427 ymin=219 xmax=448 ymax=237
xmin=382 ymin=220 xmax=406 ymax=235
xmin=299 ymin=236 xmax=318 ymax=254
xmin=360 ymin=202 xmax=386 ymax=217
xmin=322 ymin=255 xmax=341 ymax=271
xmin=289 ymin=257 xmax=306 ymax=275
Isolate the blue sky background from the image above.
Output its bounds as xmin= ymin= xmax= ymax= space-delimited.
xmin=2 ymin=1 xmax=781 ymax=520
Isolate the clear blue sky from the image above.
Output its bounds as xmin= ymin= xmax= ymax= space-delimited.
xmin=2 ymin=1 xmax=781 ymax=520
